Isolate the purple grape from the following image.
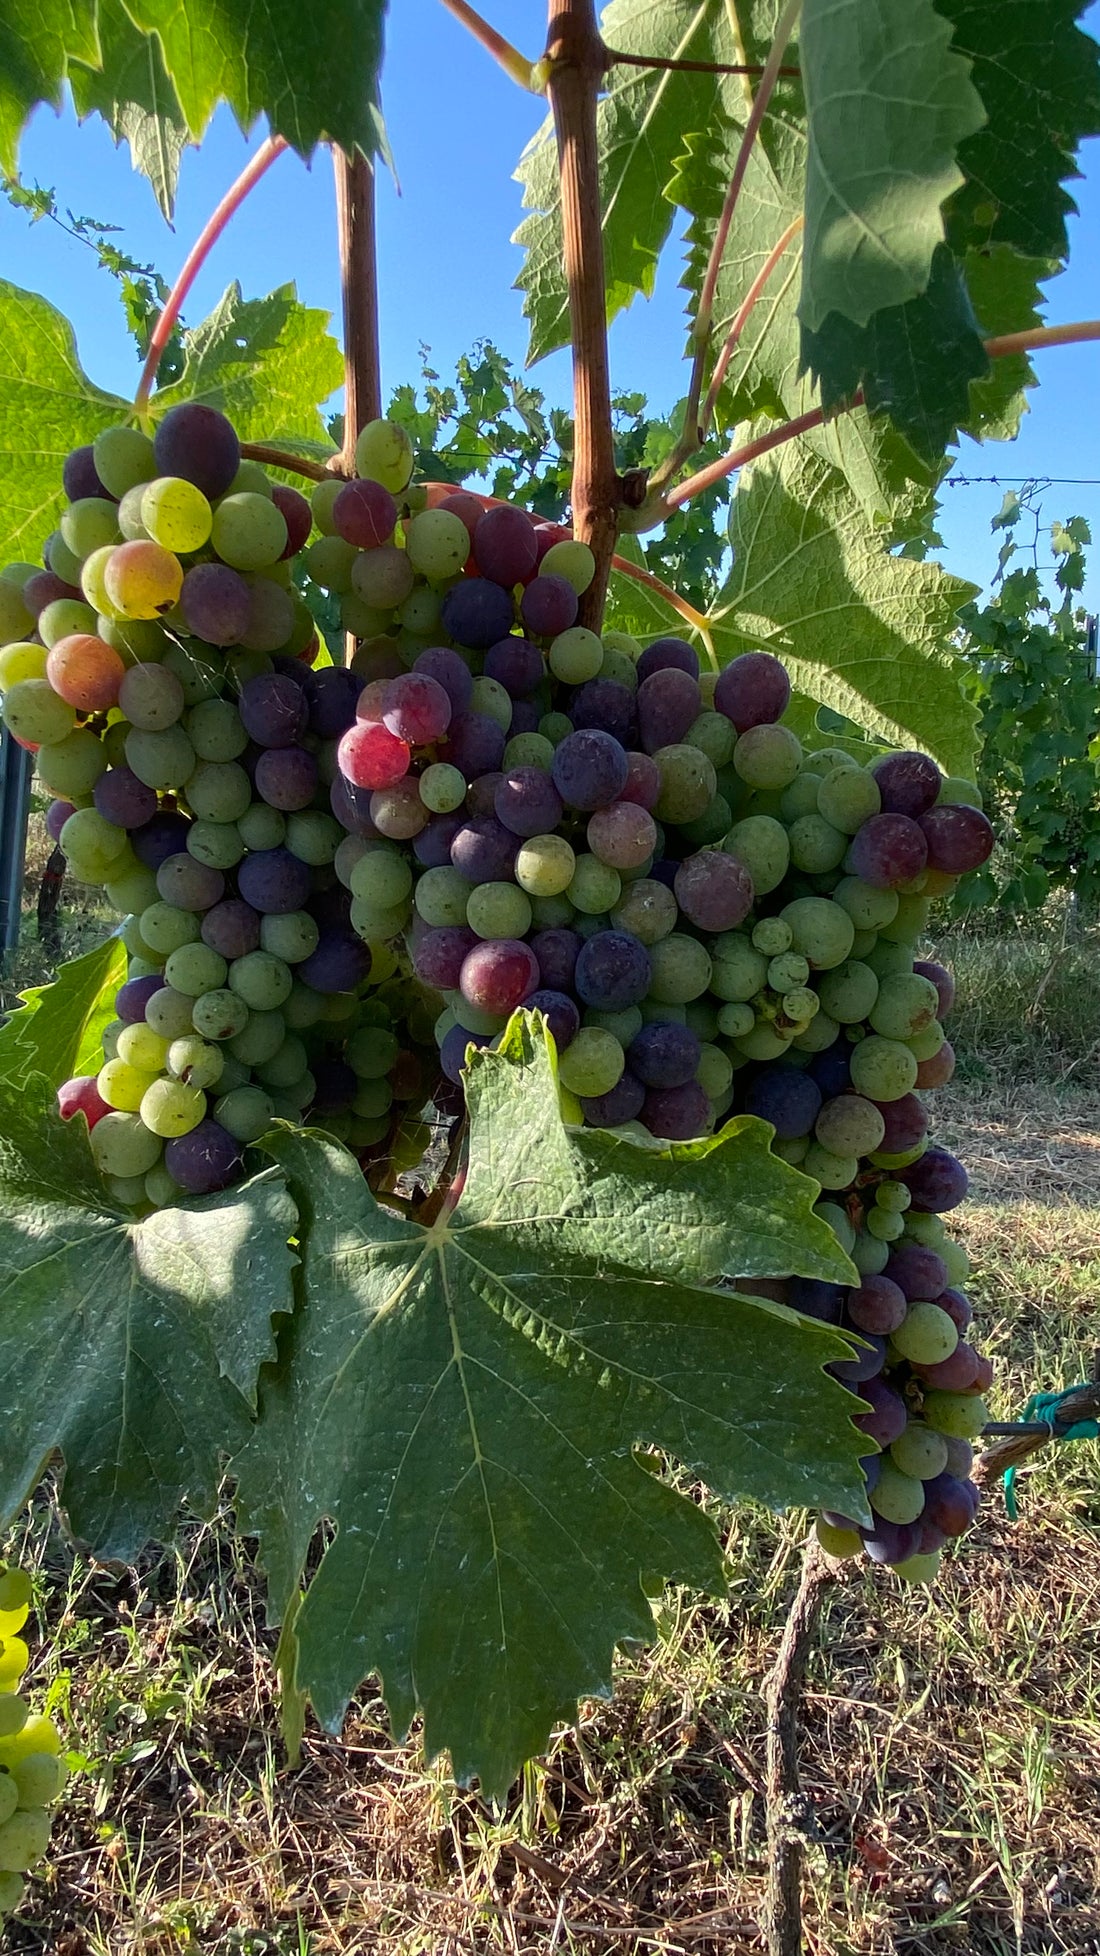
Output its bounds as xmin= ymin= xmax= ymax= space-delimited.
xmin=620 ymin=752 xmax=661 ymax=810
xmin=829 ymin=1333 xmax=886 ymax=1384
xmin=913 ymin=1342 xmax=981 ymax=1391
xmin=441 ymin=1023 xmax=493 ymax=1084
xmin=936 ymin=1288 xmax=973 ymax=1334
xmin=94 ymin=767 xmax=157 ymax=830
xmin=383 ymin=672 xmax=452 ymax=744
xmin=921 ymin=1472 xmax=978 ymax=1538
xmin=441 ymin=578 xmax=516 ymax=650
xmin=510 ymin=699 xmax=540 ymax=735
xmin=310 ymin=884 xmax=353 ymax=933
xmin=414 ymin=814 xmax=464 ymax=868
xmin=465 ymin=772 xmax=503 ymax=819
xmin=552 ymin=729 xmax=629 ymax=811
xmin=636 ymin=637 xmax=699 ymax=684
xmin=628 ymin=1021 xmax=701 ymax=1090
xmin=165 ymin=1118 xmax=242 ymax=1194
xmin=132 ymin=810 xmax=191 ymax=869
xmin=269 ymin=655 xmax=310 ymax=689
xmin=201 ymin=898 xmax=261 ymax=960
xmin=641 ymin=1081 xmax=710 ymax=1139
xmin=637 ymin=668 xmax=701 ymax=753
xmin=521 ymin=574 xmax=578 ymax=637
xmin=942 ymin=1435 xmax=974 ymax=1477
xmin=574 ymin=930 xmax=652 ymax=1010
xmin=713 ymin=652 xmax=791 ymax=730
xmin=569 ymin=679 xmax=637 ymax=745
xmin=330 ymin=773 xmax=379 ymax=837
xmin=239 ymin=674 xmax=308 ymax=749
xmin=581 ymin=1072 xmax=647 ymax=1127
xmin=913 ymin=958 xmax=955 ymax=1019
xmin=525 ymin=989 xmax=580 ymax=1049
xmin=674 ymin=851 xmax=754 ymax=931
xmin=808 ymin=1042 xmax=852 ymax=1098
xmin=903 ymin=1147 xmax=968 ymax=1212
xmin=311 ymin=1058 xmax=358 ymax=1112
xmin=412 ymin=925 xmax=478 ymax=989
xmin=332 ymin=478 xmax=398 ymax=549
xmin=46 ymin=799 xmax=75 ymax=842
xmin=744 ymin=1066 xmax=822 ymax=1139
xmin=847 ymin=812 xmax=928 ymax=889
xmin=788 ymin=1278 xmax=846 ymax=1324
xmin=298 ymin=932 xmax=372 ymax=993
xmin=153 ymin=403 xmax=240 ymax=500
xmin=272 ymin=483 xmax=312 ymax=557
xmin=919 ymin=803 xmax=995 ymax=874
xmin=885 ymin=1244 xmax=950 ymax=1302
xmin=450 ymin=816 xmax=518 ymax=884
xmin=916 ymin=1518 xmax=948 ymax=1554
xmin=460 ymin=938 xmax=540 ymax=1014
xmin=863 ymin=1519 xmax=922 ymax=1565
xmin=115 ymin=974 xmax=163 ymax=1025
xmin=64 ymin=444 xmax=112 ymax=502
xmin=854 ymin=1377 xmax=908 ymax=1447
xmin=180 ymin=563 xmax=251 ymax=645
xmin=475 ymin=506 xmax=539 ymax=587
xmin=442 ymin=711 xmax=506 ymax=777
xmin=531 ymin=927 xmax=581 ymax=991
xmin=306 ymin=666 xmax=365 ymax=737
xmin=494 ymin=767 xmax=563 ymax=838
xmin=846 ymin=1274 xmax=907 ymax=1335
xmin=871 ymin=750 xmax=942 ymax=818
xmin=255 ymin=746 xmax=318 ymax=811
xmin=156 ymin=852 xmax=225 ymax=912
xmin=873 ymin=1092 xmax=928 ymax=1155
xmin=484 ymin=635 xmax=545 ymax=696
xmin=414 ymin=646 xmax=474 ymax=713
xmin=237 ymin=848 xmax=312 ymax=915
xmin=24 ymin=571 xmax=80 ymax=617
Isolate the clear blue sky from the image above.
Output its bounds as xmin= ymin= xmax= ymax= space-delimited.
xmin=1 ymin=1 xmax=1098 ymax=605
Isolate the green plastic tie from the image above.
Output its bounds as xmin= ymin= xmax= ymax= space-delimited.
xmin=1003 ymin=1387 xmax=1100 ymax=1519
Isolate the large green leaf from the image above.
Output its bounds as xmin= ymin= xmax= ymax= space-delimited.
xmin=151 ymin=283 xmax=343 ymax=456
xmin=798 ymin=0 xmax=986 ymax=333
xmin=0 ymin=1075 xmax=297 ymax=1558
xmin=941 ymin=0 xmax=1100 ymax=261
xmin=0 ymin=2 xmax=100 ymax=173
xmin=69 ymin=0 xmax=188 ymax=221
xmin=235 ymin=1015 xmax=865 ymax=1797
xmin=0 ymin=934 xmax=125 ymax=1090
xmin=962 ymin=246 xmax=1047 ymax=442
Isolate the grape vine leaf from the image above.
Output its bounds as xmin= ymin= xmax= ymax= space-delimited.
xmin=798 ymin=0 xmax=986 ymax=334
xmin=961 ymin=246 xmax=1048 ymax=442
xmin=68 ymin=0 xmax=188 ymax=221
xmin=0 ymin=2 xmax=101 ymax=174
xmin=940 ymin=0 xmax=1100 ymax=261
xmin=0 ymin=934 xmax=125 ymax=1091
xmin=0 ymin=1074 xmax=298 ymax=1559
xmin=234 ymin=1015 xmax=866 ymax=1796
xmin=152 ymin=283 xmax=343 ymax=458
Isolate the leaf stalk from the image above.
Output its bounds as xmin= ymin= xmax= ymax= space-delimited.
xmin=333 ymin=147 xmax=383 ymax=472
xmin=437 ymin=0 xmax=543 ymax=89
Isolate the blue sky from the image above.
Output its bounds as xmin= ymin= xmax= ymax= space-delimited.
xmin=1 ymin=0 xmax=1098 ymax=606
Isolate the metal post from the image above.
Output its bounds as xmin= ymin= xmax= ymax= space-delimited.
xmin=0 ymin=728 xmax=32 ymax=962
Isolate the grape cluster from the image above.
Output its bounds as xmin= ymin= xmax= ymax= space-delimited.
xmin=2 ymin=408 xmax=996 ymax=1577
xmin=0 ymin=1567 xmax=66 ymax=1916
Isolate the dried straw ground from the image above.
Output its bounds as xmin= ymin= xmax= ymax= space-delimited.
xmin=6 ymin=1075 xmax=1100 ymax=1953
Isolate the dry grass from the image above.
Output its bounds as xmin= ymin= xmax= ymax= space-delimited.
xmin=3 ymin=1081 xmax=1100 ymax=1956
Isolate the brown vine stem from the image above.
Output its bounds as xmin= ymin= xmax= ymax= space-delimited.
xmin=603 ymin=47 xmax=800 ymax=77
xmin=239 ymin=442 xmax=344 ymax=482
xmin=133 ymin=135 xmax=289 ymax=415
xmin=701 ymin=214 xmax=803 ymax=437
xmin=651 ymin=0 xmax=802 ymax=495
xmin=438 ymin=0 xmax=542 ymax=88
xmin=764 ymin=1538 xmax=837 ymax=1956
xmin=546 ymin=0 xmax=624 ymax=629
xmin=333 ymin=147 xmax=383 ymax=472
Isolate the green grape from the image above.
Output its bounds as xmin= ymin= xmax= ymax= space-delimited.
xmin=237 ymin=803 xmax=286 ymax=851
xmin=549 ymin=627 xmax=603 ymax=684
xmin=60 ymin=497 xmax=121 ymax=560
xmin=214 ymin=1086 xmax=275 ymax=1143
xmin=166 ymin=1036 xmax=223 ymax=1090
xmin=36 ymin=729 xmax=108 ymax=799
xmin=816 ymin=960 xmax=879 ymax=1024
xmin=696 ymin=1042 xmax=734 ymax=1100
xmin=94 ymin=424 xmax=156 ymax=496
xmin=717 ymin=1000 xmax=755 ymax=1039
xmin=597 ymin=644 xmax=636 ymax=691
xmin=767 ymin=952 xmax=810 ymax=994
xmin=100 ymin=615 xmax=169 ymax=662
xmin=405 ymin=509 xmax=470 ymax=581
xmin=816 ymin=766 xmax=881 ymax=833
xmin=228 ymin=1010 xmax=286 ymax=1067
xmin=515 ymin=834 xmax=576 ymax=898
xmin=773 ymin=1134 xmax=809 ymax=1165
xmin=419 ymin=762 xmax=467 ymax=813
xmin=140 ymin=902 xmax=200 ymax=956
xmin=162 ymin=642 xmax=222 ymax=707
xmin=780 ymin=772 xmax=826 ymax=822
xmin=803 ymin=1141 xmax=859 ymax=1189
xmin=185 ymin=762 xmax=251 ymax=822
xmin=866 ymin=1206 xmax=904 ymax=1241
xmin=90 ymin=1112 xmax=163 ymax=1178
xmin=60 ymin=808 xmax=129 ymax=882
xmin=211 ymin=492 xmax=287 ymax=570
xmin=849 ymin=1035 xmax=919 ymax=1102
xmin=466 ymin=881 xmax=533 ymax=940
xmin=538 ymin=711 xmax=574 ymax=747
xmin=0 ymin=643 xmax=47 ymax=690
xmin=0 ymin=1711 xmax=61 ymax=1767
xmin=941 ymin=1237 xmax=970 ymax=1288
xmin=866 ymin=937 xmax=914 ymax=979
xmin=164 ymin=942 xmax=228 ymax=998
xmin=813 ymin=1201 xmax=855 ymax=1254
xmin=792 ymin=1009 xmax=840 ymax=1053
xmin=891 ymin=1422 xmax=949 ymax=1480
xmin=0 ymin=582 xmax=33 ymax=647
xmin=140 ymin=1077 xmax=206 ymax=1138
xmin=104 ymin=539 xmax=184 ymax=619
xmin=684 ymin=998 xmax=720 ymax=1042
xmin=38 ymin=598 xmax=97 ymax=648
xmin=708 ymin=933 xmax=767 ymax=1003
xmin=787 ymin=814 xmax=846 ymax=875
xmin=116 ymin=1023 xmax=170 ymax=1073
xmin=120 ymin=662 xmax=186 ymax=730
xmin=585 ymin=1005 xmax=643 ymax=1044
xmin=351 ymin=1077 xmax=394 ymax=1119
xmin=350 ymin=849 xmax=413 ymax=909
xmin=448 ymin=992 xmax=506 ymax=1035
xmin=121 ymin=914 xmax=159 ymax=964
xmin=529 ymin=893 xmax=575 ymax=929
xmin=141 ymin=476 xmax=213 ymax=553
xmin=816 ymin=1517 xmax=863 ymax=1559
xmin=568 ymin=854 xmax=621 ymax=915
xmin=309 ymin=479 xmax=343 ymax=535
xmin=46 ymin=530 xmax=84 ymax=585
xmin=3 ymin=679 xmax=76 ymax=746
xmin=503 ymin=733 xmax=555 ymax=771
xmin=413 ymin=864 xmax=474 ymax=926
xmin=869 ymin=971 xmax=940 ymax=1042
xmin=228 ymin=951 xmax=293 ymax=1011
xmin=732 ymin=723 xmax=802 ymax=790
xmin=875 ymin=1179 xmax=911 ymax=1213
xmin=116 ymin=484 xmax=151 ymax=541
xmin=903 ymin=1211 xmax=947 ymax=1249
xmin=558 ymin=1027 xmax=625 ymax=1098
xmin=936 ymin=774 xmax=983 ymax=809
xmin=354 ymin=417 xmax=414 ymax=490
xmin=782 ymin=987 xmax=819 ymax=1025
xmin=780 ymin=897 xmax=855 ymax=970
xmin=0 ymin=1808 xmax=50 ymax=1874
xmin=188 ymin=821 xmax=245 ymax=870
xmin=870 ymin=1462 xmax=925 ymax=1526
xmin=539 ymin=539 xmax=596 ymax=592
xmin=80 ymin=543 xmax=122 ymax=618
xmin=833 ymin=875 xmax=899 ymax=931
xmin=647 ymin=933 xmax=713 ymax=1004
xmin=225 ymin=648 xmax=275 ymax=693
xmin=815 ymin=1094 xmax=885 ymax=1156
xmin=145 ymin=987 xmax=196 ymax=1039
xmin=259 ymin=912 xmax=319 ymax=964
xmin=284 ymin=811 xmax=341 ymax=866
xmin=852 ymin=1230 xmax=890 ymax=1275
xmin=752 ymin=916 xmax=793 ymax=956
xmin=880 ymin=893 xmax=931 ymax=944
xmin=349 ymin=896 xmax=409 ymax=941
xmin=678 ymin=794 xmax=730 ymax=850
xmin=255 ymin=1035 xmax=310 ymax=1090
xmin=923 ymin=1391 xmax=987 ymax=1440
xmin=434 ymin=1008 xmax=458 ymax=1050
xmin=892 ymin=1303 xmax=959 ymax=1365
xmin=469 ymin=674 xmax=513 ymax=730
xmin=125 ymin=726 xmax=196 ymax=792
xmin=143 ymin=1160 xmax=181 ymax=1204
xmin=282 ymin=982 xmax=325 ymax=1031
xmin=653 ymin=745 xmax=717 ymax=824
xmin=894 ymin=1548 xmax=943 ymax=1585
xmin=908 ymin=1019 xmax=946 ymax=1063
xmin=684 ymin=709 xmax=733 ymax=769
xmin=186 ymin=697 xmax=248 ymax=763
xmin=190 ymin=989 xmax=250 ymax=1042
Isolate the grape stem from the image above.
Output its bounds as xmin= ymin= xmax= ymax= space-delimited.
xmin=334 ymin=147 xmax=383 ymax=471
xmin=603 ymin=47 xmax=801 ymax=77
xmin=239 ymin=442 xmax=344 ymax=482
xmin=132 ymin=135 xmax=289 ymax=416
xmin=700 ymin=214 xmax=804 ymax=439
xmin=438 ymin=0 xmax=543 ymax=88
